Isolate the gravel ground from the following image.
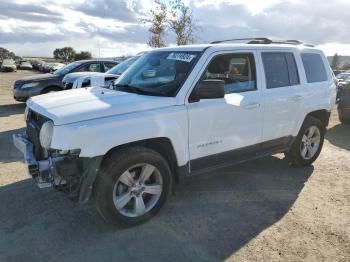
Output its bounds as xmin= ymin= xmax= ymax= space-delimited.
xmin=0 ymin=70 xmax=349 ymax=262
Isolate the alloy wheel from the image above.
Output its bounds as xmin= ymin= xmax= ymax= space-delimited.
xmin=112 ymin=163 xmax=163 ymax=218
xmin=300 ymin=125 xmax=321 ymax=160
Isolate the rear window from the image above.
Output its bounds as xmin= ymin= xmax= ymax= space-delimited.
xmin=301 ymin=53 xmax=328 ymax=83
xmin=262 ymin=52 xmax=300 ymax=89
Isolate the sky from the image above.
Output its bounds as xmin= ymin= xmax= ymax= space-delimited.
xmin=0 ymin=0 xmax=349 ymax=58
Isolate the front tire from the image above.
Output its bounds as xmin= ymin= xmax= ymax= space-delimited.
xmin=93 ymin=147 xmax=172 ymax=226
xmin=285 ymin=116 xmax=325 ymax=167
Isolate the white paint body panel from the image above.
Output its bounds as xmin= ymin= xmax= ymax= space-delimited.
xmin=25 ymin=44 xmax=336 ymax=169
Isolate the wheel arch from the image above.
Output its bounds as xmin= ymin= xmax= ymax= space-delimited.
xmin=100 ymin=137 xmax=181 ymax=184
xmin=305 ymin=109 xmax=331 ymax=127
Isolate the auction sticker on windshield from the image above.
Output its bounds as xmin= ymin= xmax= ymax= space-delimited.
xmin=167 ymin=53 xmax=196 ymax=63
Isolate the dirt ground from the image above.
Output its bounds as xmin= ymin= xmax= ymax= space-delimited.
xmin=0 ymin=70 xmax=349 ymax=262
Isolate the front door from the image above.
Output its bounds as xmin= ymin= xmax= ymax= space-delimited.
xmin=186 ymin=51 xmax=264 ymax=172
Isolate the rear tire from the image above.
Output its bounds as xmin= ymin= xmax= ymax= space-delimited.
xmin=285 ymin=116 xmax=325 ymax=167
xmin=93 ymin=147 xmax=172 ymax=226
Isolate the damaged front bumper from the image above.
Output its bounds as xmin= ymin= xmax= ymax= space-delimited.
xmin=12 ymin=133 xmax=102 ymax=202
xmin=12 ymin=133 xmax=78 ymax=188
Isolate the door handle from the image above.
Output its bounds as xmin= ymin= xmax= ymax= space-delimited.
xmin=244 ymin=102 xmax=260 ymax=109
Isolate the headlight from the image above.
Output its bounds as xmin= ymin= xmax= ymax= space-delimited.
xmin=39 ymin=121 xmax=54 ymax=149
xmin=24 ymin=106 xmax=29 ymax=121
xmin=21 ymin=82 xmax=40 ymax=89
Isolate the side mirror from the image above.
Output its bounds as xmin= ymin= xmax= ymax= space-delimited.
xmin=190 ymin=79 xmax=225 ymax=102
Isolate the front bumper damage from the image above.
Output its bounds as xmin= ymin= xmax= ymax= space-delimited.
xmin=12 ymin=133 xmax=102 ymax=202
xmin=13 ymin=133 xmax=76 ymax=188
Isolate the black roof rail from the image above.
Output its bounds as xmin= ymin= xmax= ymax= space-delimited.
xmin=210 ymin=38 xmax=315 ymax=47
xmin=210 ymin=38 xmax=272 ymax=44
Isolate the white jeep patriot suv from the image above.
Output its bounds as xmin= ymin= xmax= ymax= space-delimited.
xmin=13 ymin=38 xmax=336 ymax=226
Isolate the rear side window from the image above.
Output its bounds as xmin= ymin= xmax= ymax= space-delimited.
xmin=262 ymin=52 xmax=300 ymax=89
xmin=301 ymin=53 xmax=327 ymax=83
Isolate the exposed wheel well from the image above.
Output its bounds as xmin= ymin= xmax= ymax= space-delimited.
xmin=305 ymin=109 xmax=331 ymax=127
xmin=101 ymin=138 xmax=180 ymax=183
xmin=41 ymin=86 xmax=62 ymax=94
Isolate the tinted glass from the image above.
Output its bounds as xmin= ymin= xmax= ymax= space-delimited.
xmin=87 ymin=63 xmax=101 ymax=72
xmin=301 ymin=53 xmax=328 ymax=83
xmin=285 ymin=53 xmax=300 ymax=85
xmin=54 ymin=61 xmax=84 ymax=76
xmin=262 ymin=53 xmax=290 ymax=89
xmin=104 ymin=63 xmax=117 ymax=71
xmin=202 ymin=53 xmax=256 ymax=94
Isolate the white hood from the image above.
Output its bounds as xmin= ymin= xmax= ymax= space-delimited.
xmin=27 ymin=87 xmax=177 ymax=125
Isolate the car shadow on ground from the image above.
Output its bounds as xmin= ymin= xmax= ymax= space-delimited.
xmin=326 ymin=123 xmax=350 ymax=151
xmin=0 ymin=128 xmax=25 ymax=163
xmin=0 ymin=156 xmax=313 ymax=261
xmin=0 ymin=103 xmax=26 ymax=117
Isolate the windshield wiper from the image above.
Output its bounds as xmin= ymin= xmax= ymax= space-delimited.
xmin=114 ymin=84 xmax=143 ymax=94
xmin=114 ymin=84 xmax=167 ymax=96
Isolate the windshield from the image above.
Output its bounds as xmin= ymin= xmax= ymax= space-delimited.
xmin=53 ymin=61 xmax=83 ymax=76
xmin=107 ymin=56 xmax=139 ymax=75
xmin=115 ymin=51 xmax=200 ymax=96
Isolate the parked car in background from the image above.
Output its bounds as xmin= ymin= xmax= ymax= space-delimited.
xmin=337 ymin=74 xmax=350 ymax=124
xmin=1 ymin=59 xmax=17 ymax=72
xmin=63 ymin=55 xmax=141 ymax=89
xmin=19 ymin=61 xmax=33 ymax=70
xmin=38 ymin=61 xmax=46 ymax=72
xmin=51 ymin=63 xmax=65 ymax=72
xmin=14 ymin=57 xmax=22 ymax=69
xmin=30 ymin=60 xmax=41 ymax=70
xmin=13 ymin=60 xmax=118 ymax=101
xmin=333 ymin=70 xmax=345 ymax=77
xmin=336 ymin=72 xmax=350 ymax=81
xmin=13 ymin=39 xmax=336 ymax=226
xmin=41 ymin=62 xmax=53 ymax=73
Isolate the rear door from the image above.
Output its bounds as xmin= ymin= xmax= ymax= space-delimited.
xmin=260 ymin=51 xmax=306 ymax=144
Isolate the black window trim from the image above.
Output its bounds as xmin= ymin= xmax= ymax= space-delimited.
xmin=197 ymin=52 xmax=258 ymax=95
xmin=262 ymin=51 xmax=301 ymax=89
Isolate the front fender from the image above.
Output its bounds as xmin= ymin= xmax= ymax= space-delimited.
xmin=51 ymin=106 xmax=189 ymax=166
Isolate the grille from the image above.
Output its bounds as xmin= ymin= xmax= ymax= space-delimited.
xmin=26 ymin=109 xmax=49 ymax=159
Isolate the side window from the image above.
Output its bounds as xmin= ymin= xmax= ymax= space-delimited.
xmin=75 ymin=63 xmax=101 ymax=72
xmin=301 ymin=53 xmax=328 ymax=83
xmin=202 ymin=53 xmax=256 ymax=94
xmin=262 ymin=52 xmax=300 ymax=89
xmin=104 ymin=62 xmax=117 ymax=72
xmin=285 ymin=53 xmax=300 ymax=85
xmin=87 ymin=63 xmax=101 ymax=72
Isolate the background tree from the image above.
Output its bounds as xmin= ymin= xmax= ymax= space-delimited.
xmin=53 ymin=47 xmax=76 ymax=62
xmin=0 ymin=47 xmax=15 ymax=59
xmin=75 ymin=51 xmax=92 ymax=61
xmin=331 ymin=53 xmax=341 ymax=69
xmin=168 ymin=0 xmax=196 ymax=45
xmin=142 ymin=0 xmax=168 ymax=48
